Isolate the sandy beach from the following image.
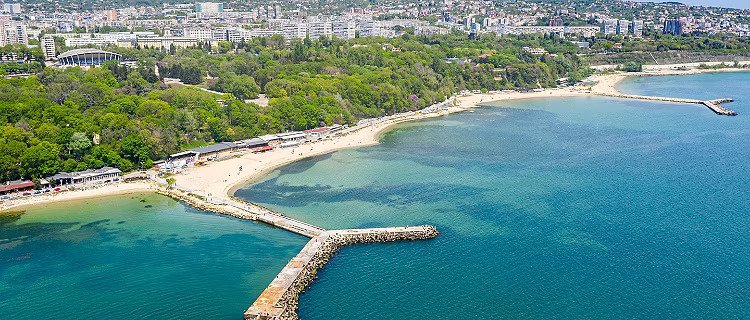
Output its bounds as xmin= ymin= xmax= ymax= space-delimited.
xmin=3 ymin=61 xmax=748 ymax=211
xmin=1 ymin=182 xmax=157 ymax=211
xmin=174 ymin=87 xmax=590 ymax=201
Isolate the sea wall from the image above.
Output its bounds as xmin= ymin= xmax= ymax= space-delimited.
xmin=156 ymin=189 xmax=257 ymax=221
xmin=245 ymin=226 xmax=439 ymax=320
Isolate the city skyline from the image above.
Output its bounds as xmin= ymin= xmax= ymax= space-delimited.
xmin=654 ymin=0 xmax=750 ymax=9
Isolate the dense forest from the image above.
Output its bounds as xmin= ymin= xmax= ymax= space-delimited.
xmin=0 ymin=32 xmax=591 ymax=182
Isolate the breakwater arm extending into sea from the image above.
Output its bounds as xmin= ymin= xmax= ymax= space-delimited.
xmin=156 ymin=187 xmax=439 ymax=320
xmin=244 ymin=226 xmax=439 ymax=320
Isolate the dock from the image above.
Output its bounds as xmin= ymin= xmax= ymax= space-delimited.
xmin=244 ymin=226 xmax=439 ymax=320
xmin=594 ymin=92 xmax=738 ymax=116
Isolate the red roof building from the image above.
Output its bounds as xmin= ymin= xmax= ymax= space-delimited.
xmin=0 ymin=180 xmax=35 ymax=195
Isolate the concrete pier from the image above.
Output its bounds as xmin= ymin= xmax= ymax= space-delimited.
xmin=244 ymin=226 xmax=439 ymax=320
xmin=594 ymin=92 xmax=738 ymax=116
xmin=158 ymin=189 xmax=325 ymax=237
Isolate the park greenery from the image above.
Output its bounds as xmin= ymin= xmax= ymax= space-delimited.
xmin=1 ymin=32 xmax=594 ymax=182
xmin=9 ymin=30 xmax=750 ymax=183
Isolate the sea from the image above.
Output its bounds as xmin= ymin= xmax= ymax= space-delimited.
xmin=2 ymin=72 xmax=749 ymax=319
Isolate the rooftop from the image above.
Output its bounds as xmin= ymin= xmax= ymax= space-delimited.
xmin=189 ymin=142 xmax=236 ymax=154
xmin=57 ymin=48 xmax=122 ymax=59
xmin=52 ymin=167 xmax=122 ymax=180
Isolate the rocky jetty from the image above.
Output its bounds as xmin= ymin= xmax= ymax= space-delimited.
xmin=245 ymin=226 xmax=439 ymax=320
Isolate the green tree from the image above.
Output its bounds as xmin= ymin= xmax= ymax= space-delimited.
xmin=68 ymin=132 xmax=92 ymax=158
xmin=120 ymin=134 xmax=151 ymax=169
xmin=20 ymin=142 xmax=62 ymax=179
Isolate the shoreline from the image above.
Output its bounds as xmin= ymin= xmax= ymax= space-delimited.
xmin=3 ymin=64 xmax=747 ymax=211
xmin=2 ymin=63 xmax=747 ymax=319
xmin=0 ymin=182 xmax=157 ymax=212
xmin=181 ymin=88 xmax=590 ymax=202
xmin=590 ymin=65 xmax=750 ymax=96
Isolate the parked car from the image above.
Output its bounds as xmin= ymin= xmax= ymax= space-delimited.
xmin=54 ymin=188 xmax=61 ymax=191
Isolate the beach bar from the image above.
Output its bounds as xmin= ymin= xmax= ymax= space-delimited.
xmin=190 ymin=142 xmax=238 ymax=161
xmin=51 ymin=167 xmax=122 ymax=186
xmin=0 ymin=180 xmax=35 ymax=196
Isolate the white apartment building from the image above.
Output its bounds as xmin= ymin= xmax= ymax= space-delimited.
xmin=356 ymin=19 xmax=382 ymax=37
xmin=631 ymin=20 xmax=644 ymax=37
xmin=332 ymin=18 xmax=356 ymax=40
xmin=283 ymin=21 xmax=307 ymax=39
xmin=41 ymin=35 xmax=55 ymax=60
xmin=617 ymin=19 xmax=630 ymax=34
xmin=63 ymin=32 xmax=155 ymax=47
xmin=0 ymin=21 xmax=27 ymax=46
xmin=601 ymin=19 xmax=617 ymax=35
xmin=2 ymin=3 xmax=20 ymax=15
xmin=184 ymin=28 xmax=213 ymax=40
xmin=307 ymin=17 xmax=332 ymax=39
xmin=137 ymin=37 xmax=199 ymax=50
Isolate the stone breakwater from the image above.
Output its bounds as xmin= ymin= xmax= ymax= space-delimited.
xmin=155 ymin=187 xmax=439 ymax=320
xmin=157 ymin=189 xmax=324 ymax=237
xmin=593 ymin=92 xmax=738 ymax=116
xmin=245 ymin=226 xmax=439 ymax=320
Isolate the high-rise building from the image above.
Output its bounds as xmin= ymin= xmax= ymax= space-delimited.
xmin=630 ymin=20 xmax=644 ymax=37
xmin=195 ymin=2 xmax=223 ymax=15
xmin=601 ymin=19 xmax=617 ymax=35
xmin=356 ymin=19 xmax=382 ymax=38
xmin=307 ymin=17 xmax=332 ymax=39
xmin=2 ymin=3 xmax=21 ymax=15
xmin=549 ymin=17 xmax=564 ymax=27
xmin=617 ymin=20 xmax=630 ymax=34
xmin=41 ymin=35 xmax=56 ymax=60
xmin=332 ymin=18 xmax=355 ymax=40
xmin=664 ymin=18 xmax=684 ymax=35
xmin=0 ymin=21 xmax=27 ymax=46
xmin=283 ymin=21 xmax=307 ymax=39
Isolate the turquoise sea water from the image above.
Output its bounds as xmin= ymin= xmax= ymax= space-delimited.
xmin=2 ymin=72 xmax=749 ymax=320
xmin=0 ymin=193 xmax=307 ymax=320
xmin=237 ymin=72 xmax=750 ymax=319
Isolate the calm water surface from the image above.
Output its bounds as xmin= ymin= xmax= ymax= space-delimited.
xmin=237 ymin=72 xmax=750 ymax=319
xmin=0 ymin=193 xmax=306 ymax=320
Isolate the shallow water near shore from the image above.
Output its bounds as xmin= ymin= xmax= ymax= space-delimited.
xmin=238 ymin=72 xmax=750 ymax=319
xmin=0 ymin=193 xmax=307 ymax=320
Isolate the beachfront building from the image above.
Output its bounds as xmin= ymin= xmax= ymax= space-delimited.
xmin=52 ymin=167 xmax=122 ymax=186
xmin=304 ymin=127 xmax=331 ymax=139
xmin=0 ymin=180 xmax=34 ymax=196
xmin=190 ymin=142 xmax=238 ymax=161
xmin=157 ymin=150 xmax=200 ymax=172
xmin=235 ymin=138 xmax=269 ymax=149
xmin=259 ymin=134 xmax=282 ymax=146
